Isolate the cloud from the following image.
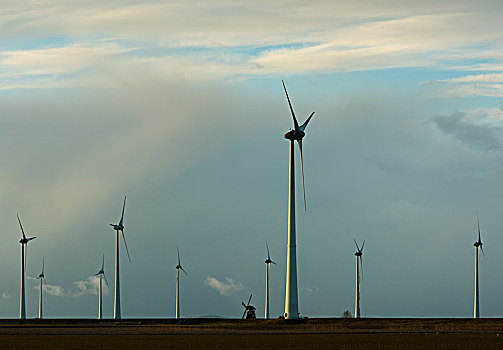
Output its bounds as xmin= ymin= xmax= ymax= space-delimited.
xmin=429 ymin=111 xmax=503 ymax=150
xmin=1 ymin=292 xmax=11 ymax=300
xmin=301 ymin=286 xmax=320 ymax=293
xmin=423 ymin=74 xmax=503 ymax=97
xmin=72 ymin=275 xmax=108 ymax=297
xmin=30 ymin=276 xmax=66 ymax=297
xmin=381 ymin=200 xmax=424 ymax=220
xmin=1 ymin=2 xmax=503 ymax=89
xmin=424 ymin=73 xmax=503 ymax=85
xmin=30 ymin=275 xmax=107 ymax=297
xmin=204 ymin=276 xmax=244 ymax=296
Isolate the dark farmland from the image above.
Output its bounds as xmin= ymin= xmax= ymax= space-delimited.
xmin=1 ymin=318 xmax=503 ymax=349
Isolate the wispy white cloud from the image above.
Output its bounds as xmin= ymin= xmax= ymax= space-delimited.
xmin=301 ymin=286 xmax=320 ymax=293
xmin=381 ymin=200 xmax=425 ymax=220
xmin=30 ymin=276 xmax=66 ymax=297
xmin=30 ymin=275 xmax=108 ymax=298
xmin=73 ymin=275 xmax=108 ymax=297
xmin=204 ymin=276 xmax=244 ymax=296
xmin=1 ymin=2 xmax=503 ymax=89
xmin=424 ymin=73 xmax=503 ymax=84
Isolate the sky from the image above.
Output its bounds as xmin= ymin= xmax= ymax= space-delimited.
xmin=1 ymin=0 xmax=503 ymax=319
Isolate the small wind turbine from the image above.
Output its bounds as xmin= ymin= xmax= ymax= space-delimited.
xmin=109 ymin=196 xmax=131 ymax=319
xmin=95 ymin=253 xmax=109 ymax=319
xmin=264 ymin=239 xmax=276 ymax=319
xmin=37 ymin=258 xmax=47 ymax=319
xmin=17 ymin=215 xmax=36 ymax=319
xmin=473 ymin=212 xmax=485 ymax=319
xmin=241 ymin=294 xmax=256 ymax=319
xmin=175 ymin=245 xmax=187 ymax=319
xmin=282 ymin=80 xmax=315 ymax=319
xmin=353 ymin=239 xmax=365 ymax=318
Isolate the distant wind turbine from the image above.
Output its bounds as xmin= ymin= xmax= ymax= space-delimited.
xmin=95 ymin=253 xmax=109 ymax=319
xmin=353 ymin=239 xmax=365 ymax=318
xmin=282 ymin=80 xmax=315 ymax=319
xmin=17 ymin=215 xmax=36 ymax=319
xmin=175 ymin=245 xmax=187 ymax=319
xmin=473 ymin=212 xmax=485 ymax=319
xmin=109 ymin=196 xmax=131 ymax=319
xmin=37 ymin=258 xmax=47 ymax=319
xmin=264 ymin=239 xmax=276 ymax=319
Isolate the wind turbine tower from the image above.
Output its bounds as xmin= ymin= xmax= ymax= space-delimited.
xmin=264 ymin=239 xmax=276 ymax=319
xmin=175 ymin=246 xmax=187 ymax=319
xmin=281 ymin=80 xmax=315 ymax=319
xmin=17 ymin=215 xmax=36 ymax=319
xmin=109 ymin=196 xmax=131 ymax=319
xmin=95 ymin=253 xmax=109 ymax=319
xmin=353 ymin=239 xmax=365 ymax=318
xmin=473 ymin=213 xmax=485 ymax=319
xmin=37 ymin=259 xmax=46 ymax=319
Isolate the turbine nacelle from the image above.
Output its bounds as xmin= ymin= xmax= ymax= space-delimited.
xmin=19 ymin=237 xmax=36 ymax=244
xmin=110 ymin=224 xmax=124 ymax=231
xmin=284 ymin=129 xmax=305 ymax=140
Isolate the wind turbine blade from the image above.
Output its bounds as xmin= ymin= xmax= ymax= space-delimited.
xmin=119 ymin=196 xmax=126 ymax=226
xmin=353 ymin=238 xmax=360 ymax=251
xmin=265 ymin=239 xmax=271 ymax=261
xmin=361 ymin=240 xmax=365 ymax=252
xmin=27 ymin=237 xmax=36 ymax=242
xmin=282 ymin=80 xmax=300 ymax=131
xmin=43 ymin=277 xmax=48 ymax=288
xmin=271 ymin=260 xmax=277 ymax=265
xmin=480 ymin=246 xmax=486 ymax=259
xmin=247 ymin=294 xmax=252 ymax=306
xmin=177 ymin=245 xmax=181 ymax=266
xmin=24 ymin=244 xmax=28 ymax=271
xmin=181 ymin=267 xmax=188 ymax=276
xmin=17 ymin=215 xmax=26 ymax=240
xmin=42 ymin=258 xmax=45 ymax=275
xmin=103 ymin=273 xmax=110 ymax=288
xmin=477 ymin=211 xmax=481 ymax=243
xmin=299 ymin=111 xmax=315 ymax=132
xmin=360 ymin=255 xmax=364 ymax=281
xmin=297 ymin=139 xmax=307 ymax=210
xmin=102 ymin=253 xmax=105 ymax=271
xmin=121 ymin=230 xmax=131 ymax=262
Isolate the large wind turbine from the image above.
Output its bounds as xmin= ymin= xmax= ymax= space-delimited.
xmin=353 ymin=239 xmax=365 ymax=318
xmin=281 ymin=80 xmax=315 ymax=319
xmin=17 ymin=215 xmax=36 ymax=319
xmin=109 ymin=196 xmax=131 ymax=319
xmin=37 ymin=258 xmax=47 ymax=319
xmin=175 ymin=245 xmax=187 ymax=319
xmin=473 ymin=213 xmax=485 ymax=319
xmin=95 ymin=253 xmax=109 ymax=319
xmin=264 ymin=239 xmax=276 ymax=319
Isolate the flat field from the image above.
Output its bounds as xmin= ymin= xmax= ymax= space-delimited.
xmin=1 ymin=318 xmax=502 ymax=349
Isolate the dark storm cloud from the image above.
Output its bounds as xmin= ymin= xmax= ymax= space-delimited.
xmin=429 ymin=112 xmax=502 ymax=151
